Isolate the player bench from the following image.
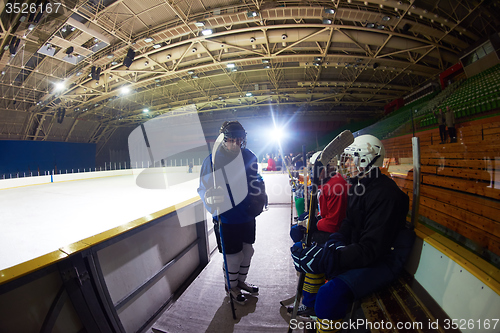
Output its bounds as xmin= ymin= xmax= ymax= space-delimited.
xmin=354 ymin=272 xmax=454 ymax=333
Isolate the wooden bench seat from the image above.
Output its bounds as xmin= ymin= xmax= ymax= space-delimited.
xmin=359 ymin=273 xmax=453 ymax=333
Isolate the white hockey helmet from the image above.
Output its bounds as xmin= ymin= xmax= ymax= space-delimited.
xmin=340 ymin=134 xmax=385 ymax=178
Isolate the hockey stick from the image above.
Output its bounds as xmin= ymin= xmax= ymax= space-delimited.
xmin=287 ymin=130 xmax=354 ymax=331
xmin=319 ymin=130 xmax=355 ymax=166
xmin=211 ymin=133 xmax=237 ymax=320
xmin=287 ymin=159 xmax=318 ymax=329
xmin=281 ymin=153 xmax=299 ymax=227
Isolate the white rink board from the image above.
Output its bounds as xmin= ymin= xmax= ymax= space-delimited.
xmin=415 ymin=241 xmax=500 ymax=332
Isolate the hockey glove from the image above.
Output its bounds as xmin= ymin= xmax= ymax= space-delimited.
xmin=290 ymin=225 xmax=306 ymax=242
xmin=291 ymin=242 xmax=324 ymax=274
xmin=324 ymin=237 xmax=346 ymax=251
xmin=204 ymin=186 xmax=225 ymax=209
xmin=297 ymin=217 xmax=309 ymax=228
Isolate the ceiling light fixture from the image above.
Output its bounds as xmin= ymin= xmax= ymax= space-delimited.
xmin=54 ymin=82 xmax=65 ymax=91
xmin=201 ymin=29 xmax=213 ymax=36
xmin=144 ymin=37 xmax=154 ymax=43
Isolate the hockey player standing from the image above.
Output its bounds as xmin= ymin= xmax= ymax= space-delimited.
xmin=198 ymin=121 xmax=264 ymax=305
xmin=291 ymin=134 xmax=415 ymax=332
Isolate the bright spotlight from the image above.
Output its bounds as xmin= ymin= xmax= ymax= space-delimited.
xmin=54 ymin=82 xmax=65 ymax=91
xmin=120 ymin=86 xmax=131 ymax=94
xmin=272 ymin=127 xmax=285 ymax=142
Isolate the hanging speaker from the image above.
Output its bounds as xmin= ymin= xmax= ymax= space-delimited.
xmin=34 ymin=11 xmax=43 ymax=23
xmin=28 ymin=0 xmax=43 ymax=21
xmin=126 ymin=48 xmax=135 ymax=60
xmin=123 ymin=58 xmax=133 ymax=68
xmin=91 ymin=66 xmax=101 ymax=80
xmin=34 ymin=1 xmax=48 ymax=23
xmin=123 ymin=48 xmax=135 ymax=68
xmin=65 ymin=46 xmax=74 ymax=55
xmin=402 ymin=24 xmax=411 ymax=33
xmin=9 ymin=37 xmax=20 ymax=55
xmin=57 ymin=108 xmax=66 ymax=124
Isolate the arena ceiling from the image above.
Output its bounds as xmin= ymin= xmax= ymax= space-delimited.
xmin=1 ymin=0 xmax=499 ymax=152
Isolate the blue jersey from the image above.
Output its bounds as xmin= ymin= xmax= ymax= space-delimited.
xmin=198 ymin=147 xmax=259 ymax=224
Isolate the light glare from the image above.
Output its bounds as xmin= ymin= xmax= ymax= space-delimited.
xmin=272 ymin=127 xmax=284 ymax=142
xmin=54 ymin=82 xmax=65 ymax=91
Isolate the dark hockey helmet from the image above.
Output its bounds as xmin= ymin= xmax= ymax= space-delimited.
xmin=220 ymin=121 xmax=247 ymax=148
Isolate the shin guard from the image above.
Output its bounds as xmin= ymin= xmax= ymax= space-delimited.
xmin=302 ymin=273 xmax=325 ymax=307
xmin=238 ymin=243 xmax=254 ymax=282
xmin=224 ymin=251 xmax=244 ymax=288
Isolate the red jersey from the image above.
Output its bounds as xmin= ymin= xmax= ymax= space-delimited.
xmin=317 ymin=173 xmax=349 ymax=233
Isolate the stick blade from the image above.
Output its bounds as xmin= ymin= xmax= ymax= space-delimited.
xmin=279 ymin=295 xmax=296 ymax=307
xmin=212 ymin=133 xmax=225 ymax=165
xmin=319 ymin=130 xmax=354 ymax=166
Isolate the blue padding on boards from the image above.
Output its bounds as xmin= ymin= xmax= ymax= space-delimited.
xmin=0 ymin=140 xmax=96 ymax=175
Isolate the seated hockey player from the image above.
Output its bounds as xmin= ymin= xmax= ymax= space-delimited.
xmin=291 ymin=134 xmax=415 ymax=332
xmin=288 ymin=157 xmax=349 ymax=319
xmin=198 ymin=121 xmax=265 ymax=305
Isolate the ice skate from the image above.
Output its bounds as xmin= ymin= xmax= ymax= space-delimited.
xmin=225 ymin=285 xmax=247 ymax=305
xmin=286 ymin=304 xmax=317 ymax=321
xmin=237 ymin=280 xmax=259 ymax=295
